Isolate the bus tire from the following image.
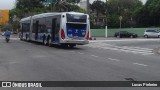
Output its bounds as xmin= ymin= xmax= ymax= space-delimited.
xmin=69 ymin=44 xmax=76 ymax=48
xmin=61 ymin=44 xmax=68 ymax=48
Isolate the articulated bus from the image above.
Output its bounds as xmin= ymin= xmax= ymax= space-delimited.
xmin=19 ymin=12 xmax=90 ymax=47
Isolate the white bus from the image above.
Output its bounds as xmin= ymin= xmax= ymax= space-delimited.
xmin=19 ymin=12 xmax=90 ymax=47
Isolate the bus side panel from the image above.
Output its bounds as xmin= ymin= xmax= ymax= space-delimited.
xmin=29 ymin=19 xmax=32 ymax=40
xmin=21 ymin=21 xmax=30 ymax=40
xmin=45 ymin=15 xmax=61 ymax=44
xmin=54 ymin=15 xmax=61 ymax=44
xmin=59 ymin=14 xmax=67 ymax=44
xmin=31 ymin=18 xmax=47 ymax=42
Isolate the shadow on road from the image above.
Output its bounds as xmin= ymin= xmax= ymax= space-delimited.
xmin=22 ymin=40 xmax=85 ymax=51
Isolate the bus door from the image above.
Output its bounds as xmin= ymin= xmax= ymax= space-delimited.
xmin=35 ymin=21 xmax=39 ymax=40
xmin=52 ymin=18 xmax=57 ymax=42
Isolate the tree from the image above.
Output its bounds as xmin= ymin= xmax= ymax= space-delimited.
xmin=133 ymin=0 xmax=160 ymax=27
xmin=15 ymin=0 xmax=45 ymax=17
xmin=107 ymin=0 xmax=143 ymax=28
xmin=53 ymin=0 xmax=84 ymax=12
xmin=90 ymin=0 xmax=107 ymax=25
xmin=66 ymin=0 xmax=80 ymax=4
xmin=91 ymin=0 xmax=107 ymax=15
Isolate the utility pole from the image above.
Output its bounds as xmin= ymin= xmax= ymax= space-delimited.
xmin=119 ymin=16 xmax=122 ymax=29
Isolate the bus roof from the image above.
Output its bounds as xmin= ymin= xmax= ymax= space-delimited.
xmin=20 ymin=12 xmax=88 ymax=22
xmin=20 ymin=16 xmax=31 ymax=22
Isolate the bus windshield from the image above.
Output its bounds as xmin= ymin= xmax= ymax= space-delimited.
xmin=66 ymin=14 xmax=87 ymax=23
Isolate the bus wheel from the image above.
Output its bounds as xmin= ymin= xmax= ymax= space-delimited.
xmin=69 ymin=44 xmax=76 ymax=48
xmin=61 ymin=44 xmax=68 ymax=48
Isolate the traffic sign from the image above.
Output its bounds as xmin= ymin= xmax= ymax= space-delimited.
xmin=119 ymin=16 xmax=123 ymax=20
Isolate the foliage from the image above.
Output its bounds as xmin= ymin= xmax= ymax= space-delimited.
xmin=66 ymin=0 xmax=80 ymax=4
xmin=9 ymin=0 xmax=84 ymax=31
xmin=133 ymin=0 xmax=160 ymax=27
xmin=107 ymin=0 xmax=143 ymax=28
xmin=0 ymin=24 xmax=12 ymax=31
xmin=90 ymin=0 xmax=107 ymax=15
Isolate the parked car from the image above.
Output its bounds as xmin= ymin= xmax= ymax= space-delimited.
xmin=144 ymin=29 xmax=160 ymax=38
xmin=114 ymin=31 xmax=138 ymax=38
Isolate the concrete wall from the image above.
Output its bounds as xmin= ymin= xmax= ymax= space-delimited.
xmin=90 ymin=28 xmax=147 ymax=37
xmin=90 ymin=29 xmax=106 ymax=37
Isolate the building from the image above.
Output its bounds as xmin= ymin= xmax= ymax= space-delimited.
xmin=92 ymin=12 xmax=106 ymax=26
xmin=79 ymin=0 xmax=87 ymax=11
xmin=79 ymin=0 xmax=106 ymax=26
xmin=0 ymin=10 xmax=9 ymax=25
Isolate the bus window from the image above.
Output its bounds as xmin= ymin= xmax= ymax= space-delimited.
xmin=66 ymin=23 xmax=86 ymax=29
xmin=66 ymin=14 xmax=87 ymax=23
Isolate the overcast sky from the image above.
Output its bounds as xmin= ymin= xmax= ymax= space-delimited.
xmin=0 ymin=0 xmax=147 ymax=10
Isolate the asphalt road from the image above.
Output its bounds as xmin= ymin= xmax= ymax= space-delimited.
xmin=0 ymin=36 xmax=160 ymax=90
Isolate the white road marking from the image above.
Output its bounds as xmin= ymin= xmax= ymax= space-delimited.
xmin=91 ymin=55 xmax=99 ymax=58
xmin=133 ymin=63 xmax=148 ymax=67
xmin=86 ymin=43 xmax=154 ymax=55
xmin=123 ymin=46 xmax=153 ymax=51
xmin=141 ymin=53 xmax=154 ymax=55
xmin=78 ymin=52 xmax=85 ymax=55
xmin=108 ymin=58 xmax=120 ymax=61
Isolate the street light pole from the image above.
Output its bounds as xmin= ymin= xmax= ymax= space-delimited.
xmin=119 ymin=16 xmax=122 ymax=38
xmin=119 ymin=16 xmax=122 ymax=29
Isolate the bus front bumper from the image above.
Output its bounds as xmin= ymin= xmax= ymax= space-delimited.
xmin=61 ymin=39 xmax=89 ymax=45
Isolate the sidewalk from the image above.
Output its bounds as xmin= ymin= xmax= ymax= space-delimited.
xmin=90 ymin=37 xmax=117 ymax=40
xmin=90 ymin=37 xmax=160 ymax=40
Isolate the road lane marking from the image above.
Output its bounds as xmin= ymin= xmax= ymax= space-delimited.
xmin=108 ymin=58 xmax=120 ymax=61
xmin=123 ymin=46 xmax=153 ymax=51
xmin=133 ymin=63 xmax=148 ymax=67
xmin=86 ymin=43 xmax=154 ymax=55
xmin=78 ymin=52 xmax=85 ymax=55
xmin=141 ymin=53 xmax=154 ymax=55
xmin=91 ymin=55 xmax=99 ymax=58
